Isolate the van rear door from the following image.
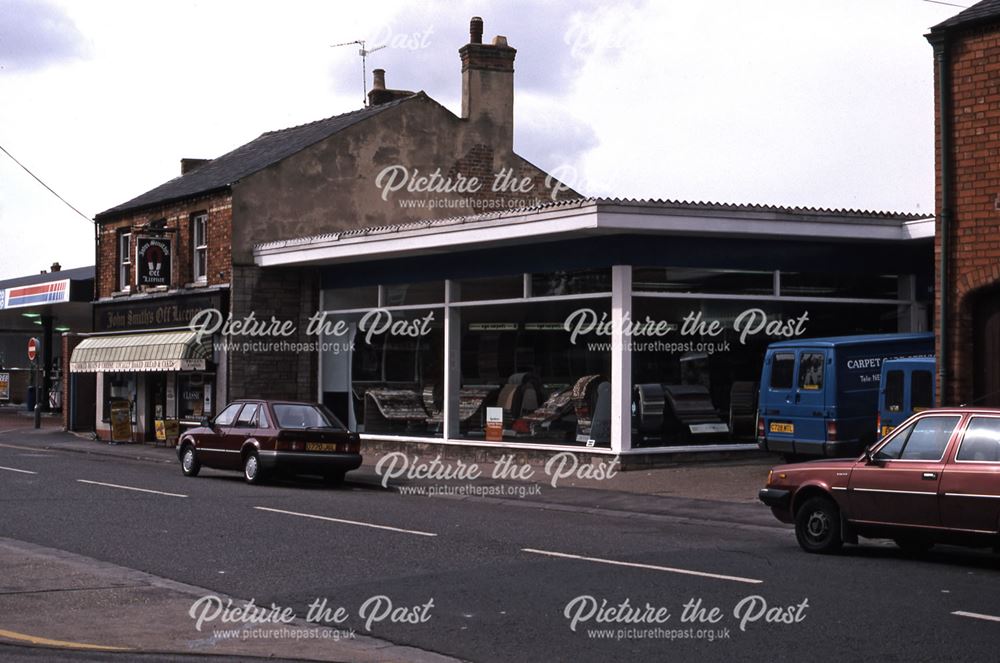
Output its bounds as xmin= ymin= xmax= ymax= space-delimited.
xmin=761 ymin=349 xmax=828 ymax=454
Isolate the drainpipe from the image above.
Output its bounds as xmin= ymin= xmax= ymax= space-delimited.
xmin=932 ymin=36 xmax=952 ymax=406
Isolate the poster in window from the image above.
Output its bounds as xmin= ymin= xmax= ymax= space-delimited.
xmin=0 ymin=372 xmax=9 ymax=401
xmin=136 ymin=236 xmax=172 ymax=287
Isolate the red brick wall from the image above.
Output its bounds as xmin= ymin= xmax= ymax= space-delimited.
xmin=96 ymin=192 xmax=233 ymax=299
xmin=935 ymin=24 xmax=1000 ymax=405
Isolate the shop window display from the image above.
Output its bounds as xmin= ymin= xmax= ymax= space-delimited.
xmin=630 ymin=298 xmax=900 ymax=447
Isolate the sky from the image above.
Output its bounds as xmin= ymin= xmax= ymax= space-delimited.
xmin=0 ymin=0 xmax=966 ymax=280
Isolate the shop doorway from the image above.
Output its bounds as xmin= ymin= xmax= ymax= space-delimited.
xmin=147 ymin=374 xmax=167 ymax=438
xmin=973 ymin=288 xmax=1000 ymax=407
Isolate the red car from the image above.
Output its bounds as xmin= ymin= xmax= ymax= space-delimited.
xmin=178 ymin=400 xmax=362 ymax=485
xmin=760 ymin=408 xmax=1000 ymax=554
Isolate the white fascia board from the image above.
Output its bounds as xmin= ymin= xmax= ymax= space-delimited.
xmin=595 ymin=209 xmax=926 ymax=242
xmin=255 ymin=206 xmax=600 ymax=267
xmin=903 ymin=218 xmax=935 ymax=239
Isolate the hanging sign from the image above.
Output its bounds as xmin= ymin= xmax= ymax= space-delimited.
xmin=136 ymin=237 xmax=172 ymax=287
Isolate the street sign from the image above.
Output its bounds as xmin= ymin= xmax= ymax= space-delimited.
xmin=27 ymin=338 xmax=38 ymax=362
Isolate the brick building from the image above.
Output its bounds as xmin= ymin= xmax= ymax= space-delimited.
xmin=927 ymin=0 xmax=1000 ymax=406
xmin=70 ymin=17 xmax=576 ymax=441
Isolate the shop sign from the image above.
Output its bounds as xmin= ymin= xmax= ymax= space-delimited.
xmin=75 ymin=359 xmax=207 ymax=373
xmin=485 ymin=407 xmax=504 ymax=441
xmin=0 ymin=372 xmax=9 ymax=401
xmin=95 ymin=291 xmax=225 ymax=332
xmin=0 ymin=279 xmax=70 ymax=310
xmin=136 ymin=237 xmax=172 ymax=287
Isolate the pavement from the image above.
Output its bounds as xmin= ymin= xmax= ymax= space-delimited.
xmin=0 ymin=537 xmax=457 ymax=662
xmin=0 ymin=424 xmax=778 ymax=504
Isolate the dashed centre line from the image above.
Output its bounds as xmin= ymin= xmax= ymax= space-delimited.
xmin=254 ymin=506 xmax=438 ymax=537
xmin=521 ymin=548 xmax=763 ymax=585
xmin=76 ymin=479 xmax=187 ymax=498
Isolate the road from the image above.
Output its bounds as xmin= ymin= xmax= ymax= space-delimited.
xmin=1 ymin=435 xmax=1000 ymax=662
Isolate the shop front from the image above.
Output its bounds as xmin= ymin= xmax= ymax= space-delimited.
xmin=256 ymin=199 xmax=934 ymax=457
xmin=70 ymin=290 xmax=227 ymax=443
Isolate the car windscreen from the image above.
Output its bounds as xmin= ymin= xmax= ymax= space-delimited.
xmin=272 ymin=403 xmax=344 ymax=430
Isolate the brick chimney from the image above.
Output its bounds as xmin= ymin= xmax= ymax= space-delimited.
xmin=367 ymin=69 xmax=415 ymax=106
xmin=181 ymin=158 xmax=210 ymax=175
xmin=459 ymin=17 xmax=516 ymax=150
xmin=50 ymin=262 xmax=61 ymax=272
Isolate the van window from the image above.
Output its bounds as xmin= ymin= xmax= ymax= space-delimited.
xmin=885 ymin=370 xmax=904 ymax=413
xmin=798 ymin=353 xmax=824 ymax=390
xmin=771 ymin=353 xmax=795 ymax=389
xmin=911 ymin=371 xmax=933 ymax=411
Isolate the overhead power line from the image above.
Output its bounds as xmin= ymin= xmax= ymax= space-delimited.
xmin=0 ymin=143 xmax=94 ymax=224
xmin=922 ymin=0 xmax=970 ymax=9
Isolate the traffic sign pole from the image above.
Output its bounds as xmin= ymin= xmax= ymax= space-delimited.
xmin=28 ymin=338 xmax=40 ymax=429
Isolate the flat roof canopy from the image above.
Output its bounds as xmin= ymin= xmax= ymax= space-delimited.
xmin=253 ymin=198 xmax=934 ymax=269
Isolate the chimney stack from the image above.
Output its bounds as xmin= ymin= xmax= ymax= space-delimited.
xmin=50 ymin=262 xmax=61 ymax=272
xmin=368 ymin=69 xmax=414 ymax=106
xmin=181 ymin=158 xmax=210 ymax=175
xmin=459 ymin=17 xmax=516 ymax=150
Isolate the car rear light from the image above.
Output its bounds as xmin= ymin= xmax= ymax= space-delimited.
xmin=275 ymin=439 xmax=305 ymax=451
xmin=826 ymin=419 xmax=837 ymax=442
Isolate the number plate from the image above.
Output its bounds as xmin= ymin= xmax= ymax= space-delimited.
xmin=769 ymin=422 xmax=794 ymax=434
xmin=306 ymin=442 xmax=340 ymax=453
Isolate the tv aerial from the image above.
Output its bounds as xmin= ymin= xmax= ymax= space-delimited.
xmin=330 ymin=39 xmax=387 ymax=106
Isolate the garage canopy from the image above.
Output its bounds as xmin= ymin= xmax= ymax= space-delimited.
xmin=70 ymin=331 xmax=211 ymax=373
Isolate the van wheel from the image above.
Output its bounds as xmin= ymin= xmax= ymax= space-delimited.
xmin=180 ymin=444 xmax=200 ymax=477
xmin=894 ymin=538 xmax=934 ymax=555
xmin=795 ymin=496 xmax=843 ymax=554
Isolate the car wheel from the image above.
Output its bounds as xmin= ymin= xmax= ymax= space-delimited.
xmin=180 ymin=444 xmax=200 ymax=477
xmin=243 ymin=451 xmax=265 ymax=485
xmin=795 ymin=496 xmax=843 ymax=554
xmin=323 ymin=470 xmax=346 ymax=486
xmin=893 ymin=538 xmax=934 ymax=555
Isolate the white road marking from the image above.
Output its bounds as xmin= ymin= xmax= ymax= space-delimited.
xmin=953 ymin=610 xmax=1000 ymax=623
xmin=76 ymin=480 xmax=187 ymax=498
xmin=254 ymin=506 xmax=438 ymax=537
xmin=0 ymin=465 xmax=37 ymax=475
xmin=521 ymin=548 xmax=763 ymax=585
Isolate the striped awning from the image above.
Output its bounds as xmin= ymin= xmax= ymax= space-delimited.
xmin=70 ymin=331 xmax=211 ymax=373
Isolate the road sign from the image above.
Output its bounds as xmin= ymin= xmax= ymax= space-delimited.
xmin=27 ymin=338 xmax=38 ymax=362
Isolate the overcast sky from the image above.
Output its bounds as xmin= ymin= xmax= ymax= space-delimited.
xmin=0 ymin=0 xmax=964 ymax=280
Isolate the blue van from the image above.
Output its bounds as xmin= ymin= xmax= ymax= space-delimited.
xmin=756 ymin=332 xmax=934 ymax=458
xmin=876 ymin=357 xmax=936 ymax=440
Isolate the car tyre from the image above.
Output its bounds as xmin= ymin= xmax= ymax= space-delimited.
xmin=893 ymin=538 xmax=934 ymax=555
xmin=795 ymin=496 xmax=843 ymax=554
xmin=180 ymin=444 xmax=200 ymax=478
xmin=243 ymin=450 xmax=265 ymax=485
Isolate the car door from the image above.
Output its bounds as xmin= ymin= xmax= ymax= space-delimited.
xmin=939 ymin=414 xmax=1000 ymax=534
xmin=848 ymin=414 xmax=961 ymax=528
xmin=223 ymin=403 xmax=259 ymax=469
xmin=199 ymin=402 xmax=243 ymax=468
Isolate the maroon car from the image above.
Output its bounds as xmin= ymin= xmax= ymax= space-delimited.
xmin=760 ymin=408 xmax=1000 ymax=554
xmin=177 ymin=400 xmax=362 ymax=485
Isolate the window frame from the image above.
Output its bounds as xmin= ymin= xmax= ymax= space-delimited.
xmin=192 ymin=212 xmax=208 ymax=283
xmin=118 ymin=230 xmax=132 ymax=292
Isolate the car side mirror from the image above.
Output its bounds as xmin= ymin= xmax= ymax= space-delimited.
xmin=200 ymin=417 xmax=212 ymax=428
